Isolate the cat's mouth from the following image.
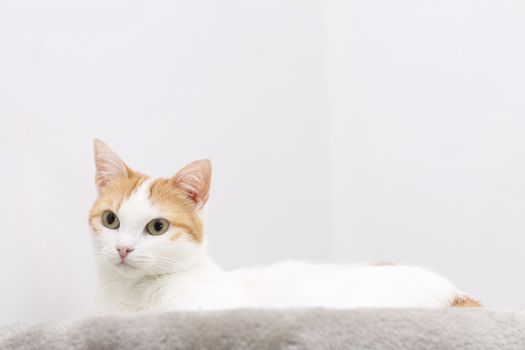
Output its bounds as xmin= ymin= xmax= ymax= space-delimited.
xmin=116 ymin=261 xmax=137 ymax=269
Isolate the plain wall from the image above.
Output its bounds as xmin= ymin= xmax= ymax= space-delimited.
xmin=325 ymin=0 xmax=525 ymax=308
xmin=0 ymin=0 xmax=330 ymax=325
xmin=0 ymin=0 xmax=524 ymax=326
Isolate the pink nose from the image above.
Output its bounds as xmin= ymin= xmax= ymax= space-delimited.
xmin=116 ymin=246 xmax=134 ymax=260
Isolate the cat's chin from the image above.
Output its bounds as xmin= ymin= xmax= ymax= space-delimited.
xmin=112 ymin=262 xmax=146 ymax=279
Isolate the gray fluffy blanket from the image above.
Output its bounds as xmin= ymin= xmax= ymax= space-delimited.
xmin=1 ymin=309 xmax=524 ymax=350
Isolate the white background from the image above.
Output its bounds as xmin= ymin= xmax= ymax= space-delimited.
xmin=1 ymin=0 xmax=524 ymax=326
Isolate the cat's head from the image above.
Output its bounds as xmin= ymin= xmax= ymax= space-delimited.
xmin=89 ymin=139 xmax=211 ymax=279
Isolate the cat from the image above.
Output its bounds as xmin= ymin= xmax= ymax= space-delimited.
xmin=89 ymin=139 xmax=480 ymax=313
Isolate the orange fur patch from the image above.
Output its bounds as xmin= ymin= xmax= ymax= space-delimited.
xmin=88 ymin=169 xmax=147 ymax=233
xmin=149 ymin=178 xmax=204 ymax=242
xmin=451 ymin=296 xmax=482 ymax=308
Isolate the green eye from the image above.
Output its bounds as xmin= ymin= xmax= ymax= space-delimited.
xmin=146 ymin=218 xmax=169 ymax=236
xmin=102 ymin=211 xmax=120 ymax=229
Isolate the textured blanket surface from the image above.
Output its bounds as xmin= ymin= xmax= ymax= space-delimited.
xmin=1 ymin=309 xmax=524 ymax=350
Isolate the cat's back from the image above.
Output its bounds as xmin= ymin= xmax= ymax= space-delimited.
xmin=230 ymin=261 xmax=462 ymax=308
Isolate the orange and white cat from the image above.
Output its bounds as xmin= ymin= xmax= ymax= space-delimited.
xmin=89 ymin=139 xmax=479 ymax=313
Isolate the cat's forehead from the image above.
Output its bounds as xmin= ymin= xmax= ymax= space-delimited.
xmin=89 ymin=171 xmax=204 ymax=241
xmin=100 ymin=175 xmax=186 ymax=215
xmin=100 ymin=171 xmax=149 ymax=209
xmin=118 ymin=178 xmax=162 ymax=226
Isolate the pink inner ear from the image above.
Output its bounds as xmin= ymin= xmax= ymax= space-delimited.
xmin=173 ymin=160 xmax=211 ymax=208
xmin=93 ymin=139 xmax=128 ymax=191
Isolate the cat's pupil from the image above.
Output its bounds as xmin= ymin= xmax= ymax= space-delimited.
xmin=154 ymin=220 xmax=163 ymax=232
xmin=107 ymin=213 xmax=115 ymax=224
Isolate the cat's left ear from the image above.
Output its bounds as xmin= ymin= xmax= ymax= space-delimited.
xmin=172 ymin=159 xmax=211 ymax=209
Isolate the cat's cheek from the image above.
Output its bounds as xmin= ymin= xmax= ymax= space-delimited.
xmin=169 ymin=230 xmax=184 ymax=242
xmin=91 ymin=229 xmax=117 ymax=252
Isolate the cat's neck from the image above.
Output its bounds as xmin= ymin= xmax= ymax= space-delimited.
xmin=99 ymin=255 xmax=220 ymax=284
xmin=95 ymin=256 xmax=222 ymax=313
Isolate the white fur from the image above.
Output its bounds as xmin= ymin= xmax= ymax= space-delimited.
xmin=92 ymin=181 xmax=465 ymax=314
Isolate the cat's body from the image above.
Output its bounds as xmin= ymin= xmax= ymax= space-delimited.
xmin=90 ymin=140 xmax=478 ymax=313
xmin=97 ymin=260 xmax=464 ymax=313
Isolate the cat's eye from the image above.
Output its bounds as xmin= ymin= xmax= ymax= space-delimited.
xmin=101 ymin=211 xmax=120 ymax=229
xmin=146 ymin=218 xmax=169 ymax=236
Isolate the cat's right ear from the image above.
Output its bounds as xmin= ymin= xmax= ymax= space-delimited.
xmin=93 ymin=139 xmax=129 ymax=192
